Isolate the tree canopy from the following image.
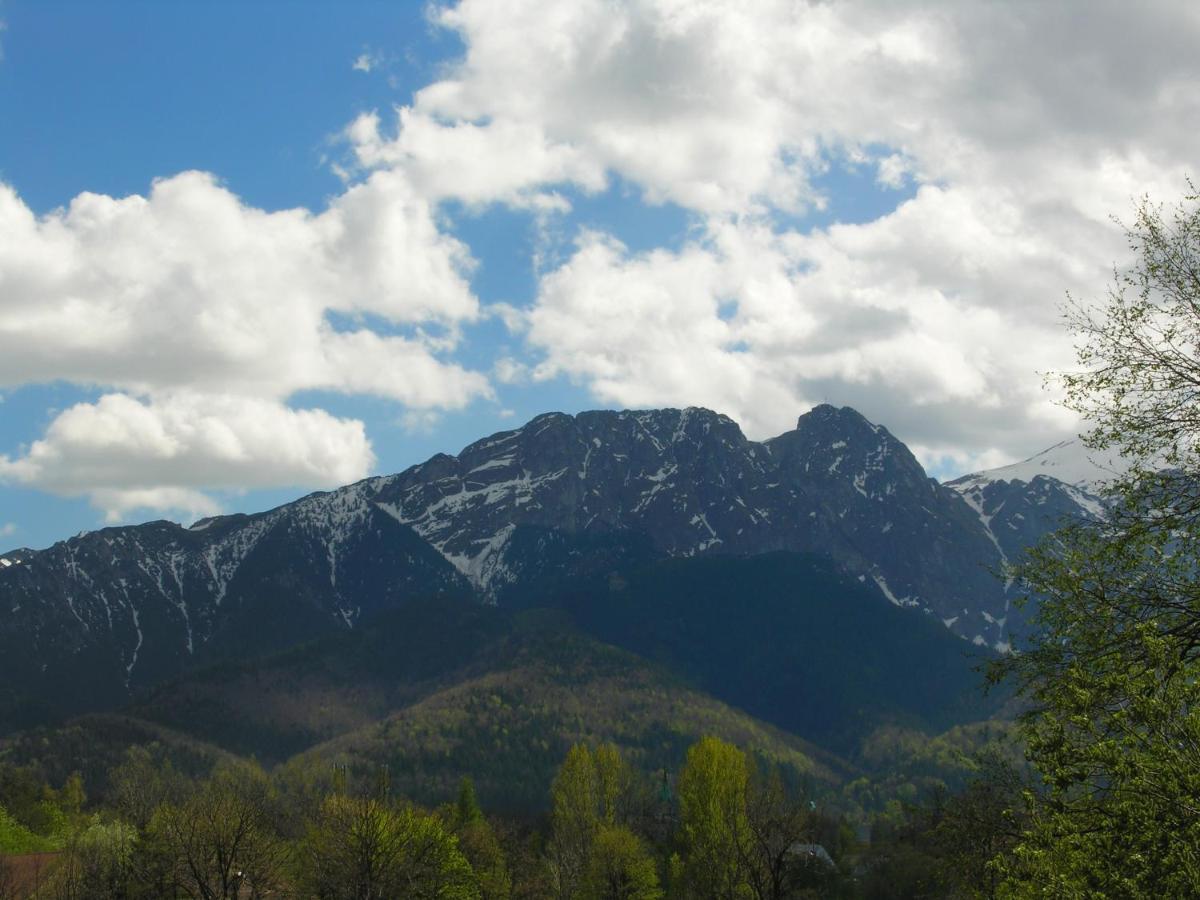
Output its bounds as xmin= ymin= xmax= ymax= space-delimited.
xmin=994 ymin=186 xmax=1200 ymax=895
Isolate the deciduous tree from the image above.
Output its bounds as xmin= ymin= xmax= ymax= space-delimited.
xmin=580 ymin=824 xmax=662 ymax=900
xmin=674 ymin=737 xmax=751 ymax=900
xmin=548 ymin=743 xmax=636 ymax=899
xmin=299 ymin=794 xmax=479 ymax=900
xmin=993 ymin=187 xmax=1200 ymax=895
xmin=151 ymin=762 xmax=285 ymax=900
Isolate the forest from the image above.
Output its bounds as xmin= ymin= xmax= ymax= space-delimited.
xmin=0 ymin=732 xmax=1028 ymax=899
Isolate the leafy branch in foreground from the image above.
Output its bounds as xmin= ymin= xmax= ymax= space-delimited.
xmin=993 ymin=187 xmax=1200 ymax=895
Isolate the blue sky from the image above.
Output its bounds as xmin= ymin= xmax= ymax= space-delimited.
xmin=1 ymin=1 xmax=1196 ymax=550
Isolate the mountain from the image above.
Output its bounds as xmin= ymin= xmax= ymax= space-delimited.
xmin=0 ymin=500 xmax=467 ymax=729
xmin=1 ymin=549 xmax=998 ymax=817
xmin=289 ymin=619 xmax=843 ymax=814
xmin=548 ymin=552 xmax=1000 ymax=753
xmin=0 ymin=404 xmax=1079 ymax=731
xmin=124 ymin=552 xmax=994 ymax=761
xmin=944 ymin=439 xmax=1120 ymax=640
xmin=124 ymin=595 xmax=852 ymax=812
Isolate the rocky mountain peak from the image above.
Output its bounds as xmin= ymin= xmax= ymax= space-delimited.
xmin=0 ymin=403 xmax=1108 ymax=728
xmin=767 ymin=403 xmax=931 ymax=502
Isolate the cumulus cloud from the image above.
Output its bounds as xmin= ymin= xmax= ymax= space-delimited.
xmin=348 ymin=0 xmax=966 ymax=214
xmin=0 ymin=393 xmax=375 ymax=521
xmin=0 ymin=168 xmax=491 ymax=518
xmin=525 ymin=185 xmax=1117 ymax=461
xmin=8 ymin=0 xmax=1200 ymax=524
xmin=348 ymin=0 xmax=1200 ymax=469
xmin=0 ymin=170 xmax=485 ymax=400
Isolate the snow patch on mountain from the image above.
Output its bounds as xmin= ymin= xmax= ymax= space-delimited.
xmin=951 ymin=439 xmax=1126 ymax=493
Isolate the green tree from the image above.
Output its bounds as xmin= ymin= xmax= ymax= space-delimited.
xmin=992 ymin=187 xmax=1200 ymax=895
xmin=59 ymin=772 xmax=86 ymax=825
xmin=458 ymin=817 xmax=512 ymax=900
xmin=0 ymin=802 xmax=57 ymax=854
xmin=298 ymin=794 xmax=480 ymax=900
xmin=547 ymin=743 xmax=636 ymax=899
xmin=860 ymin=753 xmax=1024 ymax=900
xmin=456 ymin=777 xmax=485 ymax=828
xmin=674 ymin=737 xmax=752 ymax=900
xmin=40 ymin=818 xmax=137 ymax=900
xmin=1060 ymin=181 xmax=1200 ymax=479
xmin=452 ymin=777 xmax=512 ymax=900
xmin=0 ymin=763 xmax=53 ymax=836
xmin=109 ymin=745 xmax=189 ymax=832
xmin=741 ymin=764 xmax=825 ymax=900
xmin=580 ymin=824 xmax=662 ymax=900
xmin=150 ymin=761 xmax=286 ymax=900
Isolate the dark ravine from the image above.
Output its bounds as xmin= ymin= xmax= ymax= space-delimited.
xmin=0 ymin=404 xmax=1097 ymax=731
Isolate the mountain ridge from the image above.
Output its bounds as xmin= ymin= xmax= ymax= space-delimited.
xmin=0 ymin=403 xmax=1095 ymax=732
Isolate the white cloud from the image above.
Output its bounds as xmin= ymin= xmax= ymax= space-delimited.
xmin=0 ymin=170 xmax=486 ymax=402
xmin=399 ymin=409 xmax=443 ymax=435
xmin=347 ymin=109 xmax=606 ymax=210
xmin=8 ymin=0 xmax=1200 ymax=520
xmin=349 ymin=0 xmax=1200 ymax=468
xmin=349 ymin=0 xmax=960 ymax=214
xmin=0 ymin=168 xmax=492 ymax=517
xmin=0 ymin=392 xmax=375 ymax=521
xmin=875 ymin=154 xmax=911 ymax=190
xmin=523 ymin=183 xmax=1138 ymax=461
xmin=352 ymin=50 xmax=381 ymax=73
xmin=0 ymin=522 xmax=15 ymax=538
xmin=493 ymin=357 xmax=529 ymax=385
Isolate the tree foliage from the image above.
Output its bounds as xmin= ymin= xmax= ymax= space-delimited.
xmin=39 ymin=818 xmax=137 ymax=900
xmin=673 ymin=737 xmax=752 ymax=899
xmin=298 ymin=794 xmax=479 ymax=900
xmin=453 ymin=777 xmax=512 ymax=900
xmin=150 ymin=761 xmax=286 ymax=900
xmin=1062 ymin=181 xmax=1200 ymax=477
xmin=547 ymin=743 xmax=639 ymax=899
xmin=580 ymin=824 xmax=662 ymax=900
xmin=993 ymin=187 xmax=1200 ymax=895
xmin=0 ymin=803 xmax=57 ymax=855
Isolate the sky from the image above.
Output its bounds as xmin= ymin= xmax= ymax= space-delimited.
xmin=0 ymin=0 xmax=1197 ymax=552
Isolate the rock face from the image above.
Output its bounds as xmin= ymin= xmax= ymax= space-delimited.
xmin=0 ymin=404 xmax=1100 ymax=727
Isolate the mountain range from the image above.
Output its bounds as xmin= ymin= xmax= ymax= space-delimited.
xmin=0 ymin=404 xmax=1104 ymax=736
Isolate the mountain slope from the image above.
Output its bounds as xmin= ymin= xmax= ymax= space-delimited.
xmin=944 ymin=439 xmax=1121 ymax=640
xmin=951 ymin=438 xmax=1127 ymax=494
xmin=1 ymin=404 xmax=1046 ymax=731
xmin=281 ymin=610 xmax=850 ymax=813
xmin=129 ymin=597 xmax=518 ymax=762
xmin=126 ymin=553 xmax=994 ymax=765
xmin=0 ymin=497 xmax=467 ymax=730
xmin=559 ymin=552 xmax=1000 ymax=753
xmin=113 ymin=594 xmax=854 ymax=811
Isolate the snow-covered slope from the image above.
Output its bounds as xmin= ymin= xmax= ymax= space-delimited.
xmin=951 ymin=439 xmax=1127 ymax=494
xmin=944 ymin=440 xmax=1119 ymax=645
